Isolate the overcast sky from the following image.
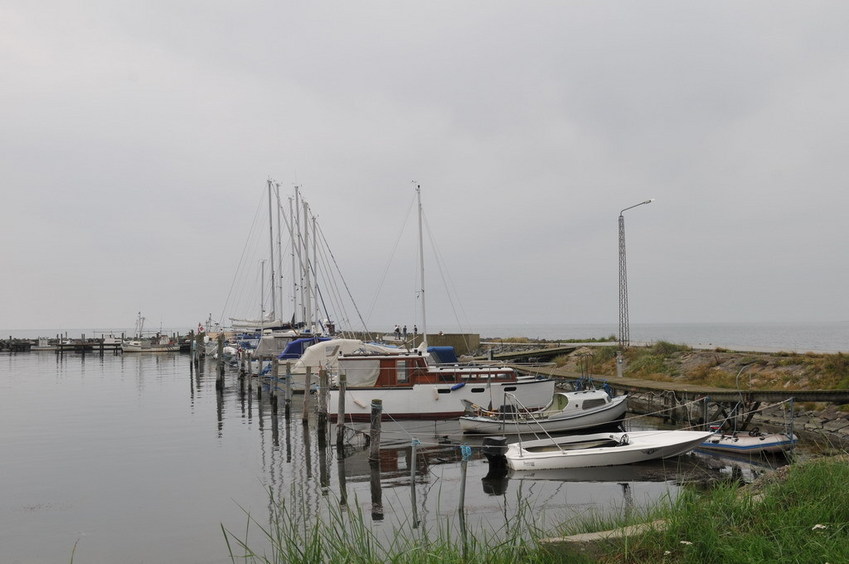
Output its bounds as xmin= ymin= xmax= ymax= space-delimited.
xmin=3 ymin=1 xmax=848 ymax=333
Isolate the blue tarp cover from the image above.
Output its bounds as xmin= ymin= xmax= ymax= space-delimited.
xmin=427 ymin=346 xmax=458 ymax=363
xmin=277 ymin=337 xmax=332 ymax=359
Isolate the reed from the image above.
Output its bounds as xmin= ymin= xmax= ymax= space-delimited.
xmin=222 ymin=487 xmax=565 ymax=563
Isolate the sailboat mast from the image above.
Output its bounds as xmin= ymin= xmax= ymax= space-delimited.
xmin=295 ymin=187 xmax=305 ymax=326
xmin=275 ymin=183 xmax=284 ymax=323
xmin=267 ymin=180 xmax=277 ymax=324
xmin=289 ymin=195 xmax=297 ymax=325
xmin=260 ymin=259 xmax=266 ymax=330
xmin=416 ymin=184 xmax=427 ymax=349
xmin=312 ymin=214 xmax=318 ymax=332
xmin=303 ymin=198 xmax=312 ymax=333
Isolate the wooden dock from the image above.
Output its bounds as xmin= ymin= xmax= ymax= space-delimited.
xmin=54 ymin=340 xmax=123 ymax=354
xmin=518 ymin=364 xmax=849 ymax=404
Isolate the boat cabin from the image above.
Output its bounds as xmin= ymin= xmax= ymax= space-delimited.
xmin=338 ymin=352 xmax=517 ymax=388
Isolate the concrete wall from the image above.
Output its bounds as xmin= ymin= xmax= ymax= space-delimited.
xmin=420 ymin=333 xmax=480 ymax=356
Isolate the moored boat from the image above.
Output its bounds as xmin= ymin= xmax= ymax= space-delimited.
xmin=459 ymin=388 xmax=627 ymax=434
xmin=505 ymin=430 xmax=714 ymax=470
xmin=328 ymin=349 xmax=555 ymax=421
xmin=698 ymin=428 xmax=797 ymax=454
xmin=326 ymin=185 xmax=558 ymax=420
xmin=121 ymin=312 xmax=180 ymax=353
xmin=121 ymin=335 xmax=180 ymax=353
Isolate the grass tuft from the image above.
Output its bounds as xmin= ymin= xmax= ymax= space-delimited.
xmin=584 ymin=457 xmax=849 ymax=563
xmin=222 ymin=487 xmax=566 ymax=563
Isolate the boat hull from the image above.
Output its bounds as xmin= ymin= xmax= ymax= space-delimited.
xmin=121 ymin=343 xmax=180 ymax=353
xmin=506 ymin=430 xmax=714 ymax=470
xmin=459 ymin=393 xmax=628 ymax=434
xmin=329 ymin=377 xmax=555 ymax=421
xmin=698 ymin=432 xmax=797 ymax=454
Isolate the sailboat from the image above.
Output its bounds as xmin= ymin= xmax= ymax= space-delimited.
xmin=328 ymin=185 xmax=554 ymax=421
xmin=228 ymin=181 xmax=295 ymax=334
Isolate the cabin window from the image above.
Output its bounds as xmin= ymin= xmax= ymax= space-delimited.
xmin=437 ymin=388 xmax=451 ymax=394
xmin=582 ymin=398 xmax=607 ymax=409
xmin=503 ymin=386 xmax=517 ymax=392
xmin=396 ymin=360 xmax=408 ymax=383
xmin=470 ymin=387 xmax=485 ymax=393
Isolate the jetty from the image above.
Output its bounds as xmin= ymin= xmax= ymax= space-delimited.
xmin=1 ymin=334 xmax=192 ymax=354
xmin=519 ymin=364 xmax=849 ymax=405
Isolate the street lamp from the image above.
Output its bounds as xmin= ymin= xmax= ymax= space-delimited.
xmin=617 ymin=198 xmax=654 ymax=376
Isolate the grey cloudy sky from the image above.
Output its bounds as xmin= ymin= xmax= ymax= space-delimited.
xmin=3 ymin=1 xmax=848 ymax=333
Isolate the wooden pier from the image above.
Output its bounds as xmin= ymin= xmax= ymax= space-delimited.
xmin=54 ymin=340 xmax=123 ymax=354
xmin=1 ymin=334 xmax=192 ymax=354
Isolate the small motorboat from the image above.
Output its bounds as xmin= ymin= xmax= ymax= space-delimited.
xmin=698 ymin=427 xmax=797 ymax=454
xmin=459 ymin=389 xmax=627 ymax=434
xmin=505 ymin=430 xmax=714 ymax=470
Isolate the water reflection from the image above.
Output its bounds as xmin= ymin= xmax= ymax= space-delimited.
xmin=0 ymin=352 xmax=792 ymax=563
xmin=219 ymin=364 xmax=788 ymax=518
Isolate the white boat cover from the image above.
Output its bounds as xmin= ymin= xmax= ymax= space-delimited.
xmin=291 ymin=338 xmax=402 ymax=376
xmin=339 ymin=358 xmax=382 ymax=387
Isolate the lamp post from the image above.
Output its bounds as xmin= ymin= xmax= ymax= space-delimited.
xmin=617 ymin=199 xmax=654 ymax=377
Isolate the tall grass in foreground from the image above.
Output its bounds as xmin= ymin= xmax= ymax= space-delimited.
xmin=222 ymin=488 xmax=564 ymax=564
xmin=571 ymin=457 xmax=849 ymax=563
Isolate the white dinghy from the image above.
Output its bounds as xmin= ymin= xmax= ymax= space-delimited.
xmin=506 ymin=430 xmax=714 ymax=470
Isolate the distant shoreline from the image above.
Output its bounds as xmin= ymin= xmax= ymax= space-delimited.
xmin=2 ymin=320 xmax=847 ymax=354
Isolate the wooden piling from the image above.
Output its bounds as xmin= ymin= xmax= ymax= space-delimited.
xmin=337 ymin=457 xmax=348 ymax=506
xmin=302 ymin=367 xmax=312 ymax=424
xmin=284 ymin=362 xmax=292 ymax=419
xmin=256 ymin=368 xmax=262 ymax=400
xmin=369 ymin=459 xmax=384 ymax=521
xmin=318 ymin=367 xmax=328 ymax=431
xmin=459 ymin=455 xmax=469 ymax=558
xmin=270 ymin=357 xmax=279 ymax=400
xmin=368 ymin=399 xmax=382 ymax=463
xmin=410 ymin=439 xmax=419 ymax=528
xmin=336 ymin=373 xmax=347 ymax=449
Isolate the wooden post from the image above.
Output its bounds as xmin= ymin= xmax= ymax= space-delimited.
xmin=270 ymin=378 xmax=279 ymax=447
xmin=302 ymin=367 xmax=312 ymax=424
xmin=369 ymin=414 xmax=384 ymax=521
xmin=217 ymin=334 xmax=224 ymax=367
xmin=369 ymin=457 xmax=384 ymax=521
xmin=336 ymin=373 xmax=347 ymax=449
xmin=459 ymin=449 xmax=469 ymax=559
xmin=318 ymin=367 xmax=328 ymax=432
xmin=318 ymin=434 xmax=329 ymax=491
xmin=284 ymin=362 xmax=292 ymax=419
xmin=369 ymin=399 xmax=382 ymax=463
xmin=337 ymin=456 xmax=348 ymax=506
xmin=410 ymin=439 xmax=419 ymax=528
xmin=256 ymin=369 xmax=262 ymax=400
xmin=270 ymin=357 xmax=279 ymax=400
xmin=216 ymin=334 xmax=225 ymax=391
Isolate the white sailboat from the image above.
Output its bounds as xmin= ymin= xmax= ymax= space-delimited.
xmin=328 ymin=185 xmax=554 ymax=421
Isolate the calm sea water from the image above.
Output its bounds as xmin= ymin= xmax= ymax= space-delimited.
xmin=1 ymin=351 xmax=697 ymax=564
